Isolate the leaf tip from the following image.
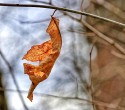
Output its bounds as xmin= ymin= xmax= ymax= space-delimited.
xmin=27 ymin=93 xmax=33 ymax=102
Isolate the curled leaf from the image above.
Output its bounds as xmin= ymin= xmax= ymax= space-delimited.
xmin=22 ymin=17 xmax=62 ymax=101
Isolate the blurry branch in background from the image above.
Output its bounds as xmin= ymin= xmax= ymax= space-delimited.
xmin=62 ymin=12 xmax=125 ymax=57
xmin=0 ymin=3 xmax=125 ymax=27
xmin=68 ymin=30 xmax=96 ymax=37
xmin=111 ymin=50 xmax=125 ymax=59
xmin=80 ymin=19 xmax=125 ymax=55
xmin=0 ymin=51 xmax=29 ymax=110
xmin=0 ymin=87 xmax=124 ymax=110
xmin=91 ymin=0 xmax=125 ymax=21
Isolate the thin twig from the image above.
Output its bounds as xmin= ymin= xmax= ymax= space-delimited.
xmin=0 ymin=51 xmax=29 ymax=110
xmin=51 ymin=9 xmax=57 ymax=17
xmin=90 ymin=45 xmax=94 ymax=72
xmin=0 ymin=3 xmax=124 ymax=27
xmin=89 ymin=43 xmax=96 ymax=110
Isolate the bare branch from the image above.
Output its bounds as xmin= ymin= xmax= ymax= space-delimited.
xmin=0 ymin=3 xmax=124 ymax=27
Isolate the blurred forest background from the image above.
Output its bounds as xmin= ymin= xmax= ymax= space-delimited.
xmin=0 ymin=0 xmax=125 ymax=110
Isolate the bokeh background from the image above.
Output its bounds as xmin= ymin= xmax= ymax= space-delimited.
xmin=0 ymin=0 xmax=125 ymax=110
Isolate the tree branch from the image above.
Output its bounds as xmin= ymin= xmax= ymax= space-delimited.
xmin=0 ymin=3 xmax=125 ymax=27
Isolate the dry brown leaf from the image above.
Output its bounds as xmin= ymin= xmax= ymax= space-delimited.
xmin=22 ymin=17 xmax=62 ymax=101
